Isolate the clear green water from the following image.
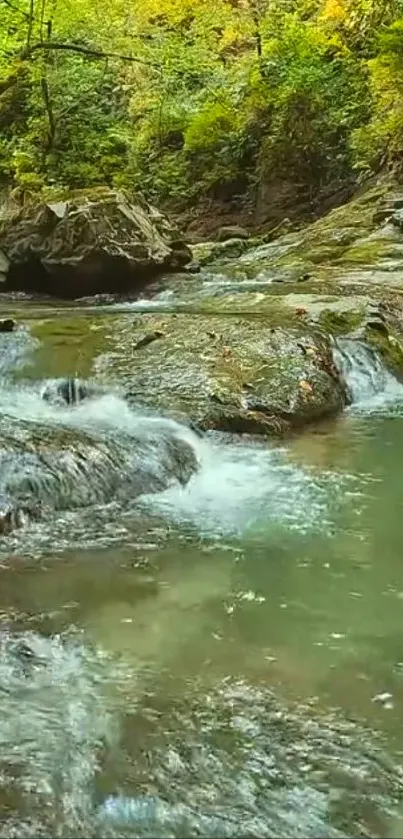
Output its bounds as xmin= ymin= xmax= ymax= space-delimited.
xmin=1 ymin=301 xmax=403 ymax=837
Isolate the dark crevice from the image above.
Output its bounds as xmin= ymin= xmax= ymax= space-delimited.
xmin=3 ymin=255 xmax=163 ymax=299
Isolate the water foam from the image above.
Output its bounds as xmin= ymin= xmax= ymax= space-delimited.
xmin=0 ymin=381 xmax=199 ymax=529
xmin=140 ymin=434 xmax=345 ymax=537
xmin=0 ymin=378 xmax=348 ymax=545
xmin=0 ymin=379 xmax=197 ymax=448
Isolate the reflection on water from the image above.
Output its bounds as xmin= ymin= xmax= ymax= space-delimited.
xmin=0 ymin=307 xmax=403 ymax=835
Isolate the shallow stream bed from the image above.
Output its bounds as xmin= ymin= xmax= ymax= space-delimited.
xmin=0 ymin=296 xmax=403 ymax=837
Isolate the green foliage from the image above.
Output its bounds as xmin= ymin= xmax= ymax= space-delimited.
xmin=351 ymin=17 xmax=403 ymax=172
xmin=249 ymin=16 xmax=368 ymax=192
xmin=0 ymin=0 xmax=402 ymax=208
xmin=185 ymin=102 xmax=238 ymax=152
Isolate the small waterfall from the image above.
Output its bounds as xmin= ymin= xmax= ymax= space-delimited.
xmin=333 ymin=338 xmax=403 ymax=409
xmin=0 ymin=384 xmax=199 ymax=522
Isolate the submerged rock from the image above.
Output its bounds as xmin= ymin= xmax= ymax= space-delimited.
xmin=0 ymin=411 xmax=198 ymax=518
xmin=0 ymin=630 xmax=117 ymax=836
xmin=42 ymin=377 xmax=100 ymax=406
xmin=2 ymin=632 xmax=402 ymax=838
xmin=0 ymin=318 xmax=15 ymax=333
xmin=0 ymin=189 xmax=192 ymax=298
xmin=97 ymin=679 xmax=403 ymax=839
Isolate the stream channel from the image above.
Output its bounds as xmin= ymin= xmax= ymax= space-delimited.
xmin=0 ymin=277 xmax=403 ymax=837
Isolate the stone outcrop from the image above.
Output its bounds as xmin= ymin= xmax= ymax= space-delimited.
xmin=0 ymin=188 xmax=192 ymax=298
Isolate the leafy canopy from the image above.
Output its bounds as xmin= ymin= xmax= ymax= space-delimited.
xmin=0 ymin=0 xmax=402 ymax=204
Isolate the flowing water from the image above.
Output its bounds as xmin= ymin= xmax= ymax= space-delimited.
xmin=1 ymin=297 xmax=403 ymax=836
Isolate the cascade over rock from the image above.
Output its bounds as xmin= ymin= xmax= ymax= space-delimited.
xmin=0 ymin=409 xmax=198 ymax=526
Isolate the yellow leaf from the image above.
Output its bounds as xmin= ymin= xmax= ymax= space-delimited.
xmin=299 ymin=380 xmax=313 ymax=392
xmin=320 ymin=0 xmax=347 ymax=22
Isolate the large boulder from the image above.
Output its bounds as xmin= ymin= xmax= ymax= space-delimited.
xmin=111 ymin=314 xmax=349 ymax=434
xmin=0 ymin=188 xmax=192 ymax=297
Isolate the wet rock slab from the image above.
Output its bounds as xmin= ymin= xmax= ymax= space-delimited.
xmin=0 ymin=410 xmax=198 ymax=531
xmin=118 ymin=314 xmax=348 ymax=434
xmin=152 ymin=179 xmax=403 ymax=393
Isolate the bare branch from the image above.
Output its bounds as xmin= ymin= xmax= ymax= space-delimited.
xmin=21 ymin=40 xmax=158 ymax=66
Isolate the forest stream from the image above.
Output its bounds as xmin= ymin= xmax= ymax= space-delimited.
xmin=1 ymin=276 xmax=403 ymax=837
xmin=2 ymin=0 xmax=403 ymax=830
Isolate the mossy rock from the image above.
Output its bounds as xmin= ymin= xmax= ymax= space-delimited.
xmin=317 ymin=308 xmax=365 ymax=335
xmin=337 ymin=233 xmax=403 ymax=267
xmin=0 ymin=189 xmax=192 ymax=298
xmin=209 ymin=181 xmax=401 ymax=280
xmin=115 ymin=313 xmax=348 ymax=435
xmin=364 ymin=323 xmax=403 ymax=378
xmin=191 ymin=237 xmax=252 ymax=265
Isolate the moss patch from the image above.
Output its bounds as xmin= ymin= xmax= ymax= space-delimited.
xmin=317 ymin=308 xmax=365 ymax=336
xmin=337 ymin=239 xmax=395 ymax=266
xmin=365 ymin=326 xmax=403 ymax=378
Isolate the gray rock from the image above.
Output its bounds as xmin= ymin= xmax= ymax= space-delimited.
xmin=0 ymin=189 xmax=192 ymax=298
xmin=0 ymin=413 xmax=198 ymax=515
xmin=216 ymin=225 xmax=249 ymax=242
xmin=390 ymin=207 xmax=403 ymax=231
xmin=41 ymin=378 xmax=100 ymax=406
xmin=191 ymin=238 xmax=251 ymax=266
xmin=120 ymin=314 xmax=349 ymax=435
